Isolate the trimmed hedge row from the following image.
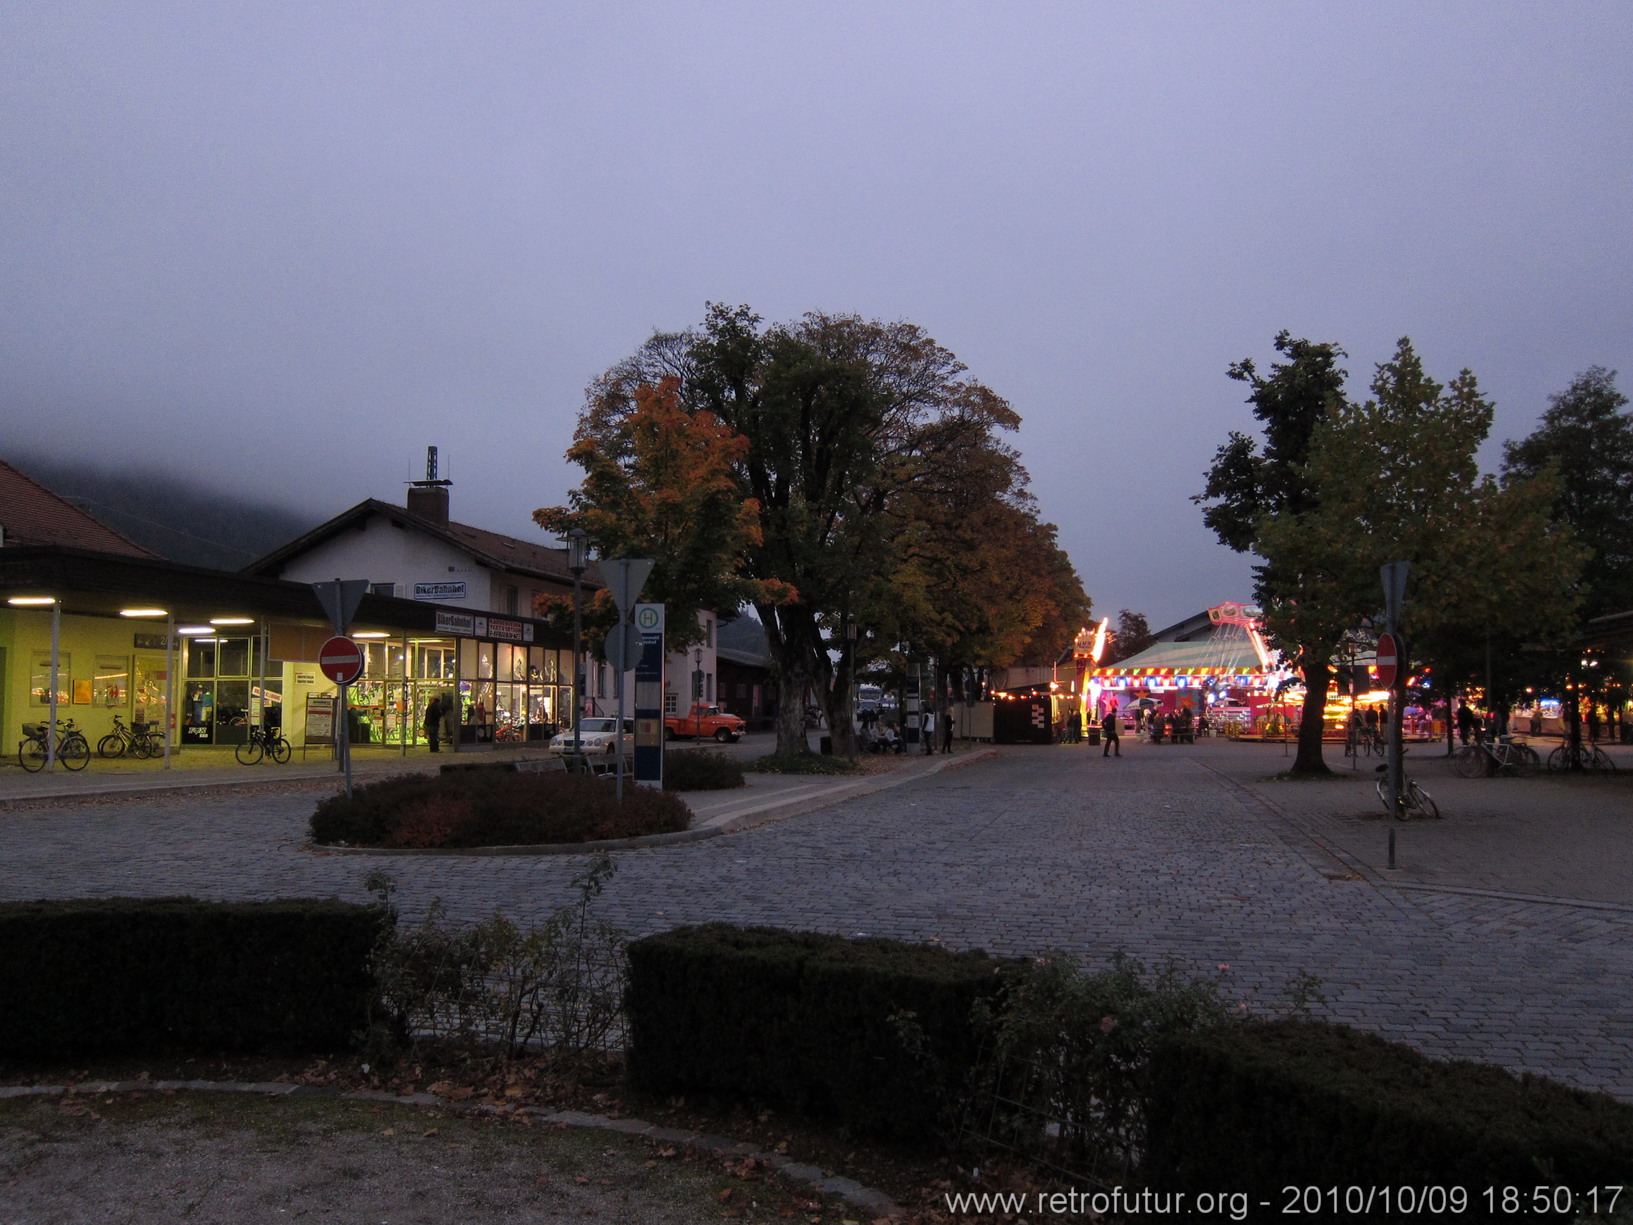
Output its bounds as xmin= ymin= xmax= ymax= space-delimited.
xmin=1145 ymin=1019 xmax=1633 ymax=1219
xmin=309 ymin=769 xmax=691 ymax=848
xmin=662 ymin=749 xmax=747 ymax=792
xmin=625 ymin=924 xmax=1021 ymax=1142
xmin=0 ymin=898 xmax=385 ymax=1057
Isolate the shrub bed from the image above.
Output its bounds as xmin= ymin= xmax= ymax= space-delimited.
xmin=662 ymin=749 xmax=746 ymax=791
xmin=0 ymin=898 xmax=384 ymax=1057
xmin=1145 ymin=1018 xmax=1633 ymax=1215
xmin=310 ymin=770 xmax=691 ymax=848
xmin=625 ymin=924 xmax=1023 ymax=1143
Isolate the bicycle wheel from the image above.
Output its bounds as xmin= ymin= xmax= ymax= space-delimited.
xmin=1375 ymin=776 xmax=1395 ymax=817
xmin=1408 ymin=780 xmax=1438 ymax=819
xmin=1547 ymin=745 xmax=1570 ymax=773
xmin=1592 ymin=748 xmax=1618 ymax=772
xmin=1452 ymin=745 xmax=1487 ymax=778
xmin=97 ymin=733 xmax=126 ymax=759
xmin=59 ymin=733 xmax=91 ymax=771
xmin=268 ymin=736 xmax=292 ymax=764
xmin=18 ymin=737 xmax=47 ymax=773
xmin=1513 ymin=745 xmax=1540 ymax=777
xmin=234 ymin=738 xmax=263 ymax=765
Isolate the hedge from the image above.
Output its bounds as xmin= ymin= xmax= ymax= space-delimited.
xmin=625 ymin=924 xmax=1021 ymax=1142
xmin=309 ymin=769 xmax=691 ymax=848
xmin=1145 ymin=1018 xmax=1633 ymax=1220
xmin=0 ymin=898 xmax=385 ymax=1057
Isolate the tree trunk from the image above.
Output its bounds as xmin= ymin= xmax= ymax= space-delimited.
xmin=1291 ymin=660 xmax=1332 ymax=775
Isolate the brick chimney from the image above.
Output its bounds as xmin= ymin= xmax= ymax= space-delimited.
xmin=406 ymin=445 xmax=451 ymax=527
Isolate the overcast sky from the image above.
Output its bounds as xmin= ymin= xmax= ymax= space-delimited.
xmin=4 ymin=2 xmax=1628 ymax=629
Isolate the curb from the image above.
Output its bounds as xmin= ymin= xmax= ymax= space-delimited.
xmin=0 ymin=1079 xmax=902 ymax=1217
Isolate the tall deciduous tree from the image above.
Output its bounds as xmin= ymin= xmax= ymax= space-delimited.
xmin=1502 ymin=367 xmax=1633 ymax=619
xmin=564 ymin=304 xmax=1083 ymax=756
xmin=1195 ymin=331 xmax=1349 ymax=774
xmin=534 ymin=377 xmax=776 ymax=651
xmin=1254 ymin=340 xmax=1584 ymax=764
xmin=1101 ymin=610 xmax=1154 ymax=665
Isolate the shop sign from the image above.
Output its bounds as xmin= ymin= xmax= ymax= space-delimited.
xmin=414 ymin=581 xmax=468 ymax=601
xmin=435 ymin=611 xmax=475 ymax=636
xmin=487 ymin=616 xmax=524 ymax=642
xmin=133 ymin=633 xmax=174 ymax=650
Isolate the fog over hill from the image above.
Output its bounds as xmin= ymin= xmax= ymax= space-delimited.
xmin=9 ymin=453 xmax=316 ymax=571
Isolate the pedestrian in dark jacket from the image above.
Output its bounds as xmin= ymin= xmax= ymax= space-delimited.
xmin=1102 ymin=708 xmax=1121 ymax=757
xmin=423 ymin=695 xmax=443 ymax=752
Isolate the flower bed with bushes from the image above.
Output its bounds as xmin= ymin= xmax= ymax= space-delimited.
xmin=309 ymin=770 xmax=691 ymax=849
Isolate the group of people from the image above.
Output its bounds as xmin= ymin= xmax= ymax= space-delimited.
xmin=1092 ymin=704 xmax=1201 ymax=756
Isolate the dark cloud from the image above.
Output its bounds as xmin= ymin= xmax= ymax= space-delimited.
xmin=3 ymin=2 xmax=1627 ymax=626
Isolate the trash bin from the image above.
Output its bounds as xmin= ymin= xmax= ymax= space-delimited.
xmin=1087 ymin=727 xmax=1101 ymax=746
xmin=820 ymin=735 xmax=833 ymax=755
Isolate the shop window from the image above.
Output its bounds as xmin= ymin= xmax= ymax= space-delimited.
xmin=415 ymin=642 xmax=455 ymax=679
xmin=134 ymin=656 xmax=168 ymax=726
xmin=95 ymin=656 xmax=129 ymax=708
xmin=217 ymin=636 xmax=251 ymax=677
xmin=186 ymin=639 xmax=216 ymax=679
xmin=29 ymin=652 xmax=70 ymax=706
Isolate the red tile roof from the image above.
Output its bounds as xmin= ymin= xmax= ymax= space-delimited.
xmin=0 ymin=460 xmax=159 ymax=558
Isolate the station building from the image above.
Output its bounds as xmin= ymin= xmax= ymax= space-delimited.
xmin=0 ymin=458 xmax=581 ymax=761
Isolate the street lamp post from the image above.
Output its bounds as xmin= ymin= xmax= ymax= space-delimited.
xmin=566 ymin=529 xmax=589 ymax=765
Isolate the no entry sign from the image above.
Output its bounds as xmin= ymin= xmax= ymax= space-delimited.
xmin=1375 ymin=632 xmax=1402 ymax=690
xmin=318 ymin=635 xmax=366 ymax=685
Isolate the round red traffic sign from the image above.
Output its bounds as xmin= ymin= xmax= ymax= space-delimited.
xmin=1375 ymin=632 xmax=1401 ymax=690
xmin=318 ymin=635 xmax=366 ymax=685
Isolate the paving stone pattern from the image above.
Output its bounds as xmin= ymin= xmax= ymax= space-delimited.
xmin=1 ymin=747 xmax=1628 ymax=1102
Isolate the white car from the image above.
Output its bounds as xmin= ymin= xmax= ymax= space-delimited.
xmin=548 ymin=717 xmax=634 ymax=757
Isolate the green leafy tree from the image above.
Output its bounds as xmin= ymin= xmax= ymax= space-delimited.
xmin=1255 ymin=340 xmax=1584 ymax=765
xmin=1502 ymin=367 xmax=1633 ymax=620
xmin=1101 ymin=610 xmax=1154 ymax=666
xmin=1195 ymin=331 xmax=1350 ymax=774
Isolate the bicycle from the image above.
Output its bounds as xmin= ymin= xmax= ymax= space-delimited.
xmin=1452 ymin=734 xmax=1540 ymax=779
xmin=97 ymin=714 xmax=159 ymax=759
xmin=1376 ymin=762 xmax=1438 ymax=820
xmin=1546 ymin=742 xmax=1618 ymax=773
xmin=234 ymin=724 xmax=292 ymax=765
xmin=19 ymin=719 xmax=91 ymax=773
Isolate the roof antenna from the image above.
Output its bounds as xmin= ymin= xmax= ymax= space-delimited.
xmin=410 ymin=446 xmax=451 ymax=488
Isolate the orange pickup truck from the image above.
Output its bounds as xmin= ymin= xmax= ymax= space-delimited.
xmin=664 ymin=703 xmax=746 ymax=743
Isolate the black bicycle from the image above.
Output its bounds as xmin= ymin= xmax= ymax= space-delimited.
xmin=97 ymin=714 xmax=160 ymax=759
xmin=235 ymin=724 xmax=292 ymax=765
xmin=19 ymin=719 xmax=91 ymax=773
xmin=1376 ymin=761 xmax=1438 ymax=820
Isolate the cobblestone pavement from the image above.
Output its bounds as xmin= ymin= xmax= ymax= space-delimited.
xmin=1 ymin=740 xmax=1628 ymax=1101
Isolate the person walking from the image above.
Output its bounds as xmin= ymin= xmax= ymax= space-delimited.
xmin=922 ymin=709 xmax=936 ymax=754
xmin=1101 ymin=706 xmax=1121 ymax=757
xmin=942 ymin=710 xmax=955 ymax=754
xmin=1456 ymin=700 xmax=1476 ymax=746
xmin=423 ymin=694 xmax=443 ymax=753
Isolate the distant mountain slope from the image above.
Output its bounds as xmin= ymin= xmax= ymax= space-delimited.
xmin=6 ymin=454 xmax=316 ymax=571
